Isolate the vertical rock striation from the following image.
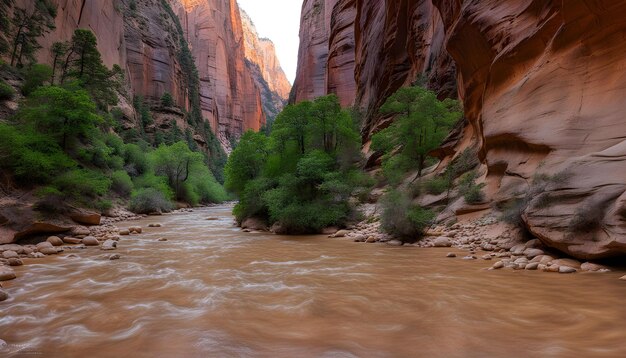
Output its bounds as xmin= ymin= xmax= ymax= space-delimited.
xmin=293 ymin=0 xmax=626 ymax=259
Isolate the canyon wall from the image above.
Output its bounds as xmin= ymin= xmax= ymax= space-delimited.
xmin=26 ymin=0 xmax=273 ymax=148
xmin=294 ymin=0 xmax=626 ymax=259
xmin=240 ymin=8 xmax=291 ymax=120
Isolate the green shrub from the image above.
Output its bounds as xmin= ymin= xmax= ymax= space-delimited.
xmin=0 ymin=79 xmax=14 ymax=100
xmin=459 ymin=171 xmax=485 ymax=204
xmin=111 ymin=170 xmax=133 ymax=197
xmin=161 ymin=92 xmax=174 ymax=107
xmin=22 ymin=64 xmax=52 ymax=95
xmin=424 ymin=177 xmax=451 ymax=195
xmin=129 ymin=188 xmax=173 ymax=214
xmin=133 ymin=173 xmax=174 ymax=200
xmin=34 ymin=186 xmax=68 ymax=214
xmin=95 ymin=199 xmax=113 ymax=212
xmin=380 ymin=189 xmax=435 ymax=239
xmin=53 ymin=169 xmax=111 ymax=199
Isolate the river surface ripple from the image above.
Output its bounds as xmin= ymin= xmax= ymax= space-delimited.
xmin=1 ymin=205 xmax=625 ymax=357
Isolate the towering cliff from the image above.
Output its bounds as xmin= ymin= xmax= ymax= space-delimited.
xmin=26 ymin=0 xmax=276 ymax=149
xmin=240 ymin=8 xmax=291 ymax=121
xmin=293 ymin=0 xmax=626 ymax=259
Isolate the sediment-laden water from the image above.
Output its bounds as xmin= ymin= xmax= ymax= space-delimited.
xmin=1 ymin=205 xmax=625 ymax=357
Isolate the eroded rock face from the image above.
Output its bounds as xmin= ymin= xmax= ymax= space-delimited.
xmin=294 ymin=0 xmax=626 ymax=259
xmin=240 ymin=8 xmax=291 ymax=120
xmin=172 ymin=0 xmax=265 ymax=148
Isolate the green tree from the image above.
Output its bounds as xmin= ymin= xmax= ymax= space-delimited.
xmin=18 ymin=86 xmax=101 ymax=151
xmin=50 ymin=41 xmax=67 ymax=85
xmin=224 ymin=130 xmax=269 ymax=196
xmin=161 ymin=92 xmax=174 ymax=107
xmin=60 ymin=29 xmax=122 ymax=108
xmin=22 ymin=63 xmax=52 ymax=95
xmin=372 ymin=86 xmax=461 ymax=178
xmin=0 ymin=0 xmax=14 ymax=54
xmin=151 ymin=141 xmax=204 ymax=200
xmin=9 ymin=0 xmax=56 ymax=67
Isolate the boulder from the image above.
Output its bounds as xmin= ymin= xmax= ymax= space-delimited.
xmin=14 ymin=222 xmax=72 ymax=241
xmin=47 ymin=236 xmax=64 ymax=246
xmin=28 ymin=252 xmax=45 ymax=258
xmin=8 ymin=258 xmax=23 ymax=266
xmin=39 ymin=247 xmax=59 ymax=255
xmin=552 ymin=258 xmax=582 ymax=269
xmin=321 ymin=227 xmax=339 ymax=235
xmin=100 ymin=239 xmax=117 ymax=251
xmin=119 ymin=230 xmax=130 ymax=236
xmin=71 ymin=226 xmax=91 ymax=237
xmin=109 ymin=254 xmax=121 ymax=260
xmin=0 ymin=268 xmax=16 ymax=281
xmin=2 ymin=250 xmax=18 ymax=259
xmin=36 ymin=242 xmax=54 ymax=251
xmin=433 ymin=237 xmax=452 ymax=247
xmin=492 ymin=261 xmax=504 ymax=269
xmin=129 ymin=226 xmax=143 ymax=234
xmin=82 ymin=236 xmax=100 ymax=246
xmin=559 ymin=266 xmax=577 ymax=274
xmin=241 ymin=218 xmax=266 ymax=231
xmin=525 ymin=263 xmax=539 ymax=270
xmin=69 ymin=211 xmax=101 ymax=226
xmin=148 ymin=223 xmax=163 ymax=228
xmin=0 ymin=289 xmax=8 ymax=301
xmin=270 ymin=222 xmax=287 ymax=234
xmin=62 ymin=237 xmax=83 ymax=244
xmin=620 ymin=275 xmax=626 ymax=281
xmin=580 ymin=262 xmax=610 ymax=272
xmin=333 ymin=230 xmax=350 ymax=238
xmin=446 ymin=252 xmax=456 ymax=258
xmin=523 ymin=248 xmax=544 ymax=259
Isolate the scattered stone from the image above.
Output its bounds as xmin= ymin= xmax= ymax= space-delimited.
xmin=446 ymin=253 xmax=456 ymax=258
xmin=546 ymin=264 xmax=560 ymax=272
xmin=157 ymin=238 xmax=168 ymax=242
xmin=552 ymin=258 xmax=582 ymax=269
xmin=129 ymin=226 xmax=143 ymax=234
xmin=333 ymin=230 xmax=350 ymax=238
xmin=559 ymin=266 xmax=577 ymax=274
xmin=100 ymin=239 xmax=117 ymax=251
xmin=523 ymin=248 xmax=544 ymax=259
xmin=0 ymin=268 xmax=16 ymax=281
xmin=492 ymin=261 xmax=504 ymax=269
xmin=321 ymin=227 xmax=339 ymax=235
xmin=206 ymin=217 xmax=219 ymax=221
xmin=580 ymin=262 xmax=610 ymax=272
xmin=47 ymin=236 xmax=64 ymax=246
xmin=109 ymin=254 xmax=121 ymax=260
xmin=36 ymin=242 xmax=54 ymax=251
xmin=0 ymin=289 xmax=8 ymax=301
xmin=365 ymin=236 xmax=378 ymax=243
xmin=433 ymin=237 xmax=452 ymax=247
xmin=119 ymin=230 xmax=130 ymax=236
xmin=240 ymin=218 xmax=265 ymax=231
xmin=481 ymin=254 xmax=492 ymax=260
xmin=148 ymin=223 xmax=163 ymax=228
xmin=39 ymin=247 xmax=59 ymax=255
xmin=28 ymin=252 xmax=45 ymax=259
xmin=387 ymin=240 xmax=403 ymax=246
xmin=62 ymin=237 xmax=82 ymax=244
xmin=8 ymin=258 xmax=23 ymax=266
xmin=242 ymin=229 xmax=251 ymax=233
xmin=510 ymin=244 xmax=526 ymax=256
xmin=525 ymin=262 xmax=539 ymax=270
xmin=531 ymin=255 xmax=554 ymax=265
xmin=462 ymin=255 xmax=477 ymax=260
xmin=620 ymin=275 xmax=626 ymax=281
xmin=71 ymin=226 xmax=91 ymax=237
xmin=2 ymin=250 xmax=18 ymax=259
xmin=524 ymin=239 xmax=542 ymax=249
xmin=82 ymin=236 xmax=100 ymax=246
xmin=482 ymin=244 xmax=495 ymax=251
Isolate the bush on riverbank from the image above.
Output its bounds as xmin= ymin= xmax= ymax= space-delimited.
xmin=225 ymin=94 xmax=369 ymax=233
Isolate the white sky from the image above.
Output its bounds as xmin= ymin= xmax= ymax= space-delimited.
xmin=237 ymin=0 xmax=303 ymax=84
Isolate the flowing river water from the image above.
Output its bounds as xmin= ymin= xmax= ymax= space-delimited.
xmin=1 ymin=205 xmax=625 ymax=357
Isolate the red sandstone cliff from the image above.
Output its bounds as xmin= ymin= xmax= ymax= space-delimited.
xmin=294 ymin=0 xmax=626 ymax=259
xmin=240 ymin=8 xmax=291 ymax=120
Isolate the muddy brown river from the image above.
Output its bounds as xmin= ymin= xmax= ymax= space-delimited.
xmin=1 ymin=205 xmax=625 ymax=357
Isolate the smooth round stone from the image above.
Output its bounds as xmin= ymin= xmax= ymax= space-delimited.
xmin=559 ymin=266 xmax=577 ymax=274
xmin=2 ymin=250 xmax=18 ymax=259
xmin=39 ymin=247 xmax=58 ymax=255
xmin=525 ymin=262 xmax=539 ymax=270
xmin=386 ymin=240 xmax=403 ymax=246
xmin=446 ymin=252 xmax=456 ymax=258
xmin=47 ymin=236 xmax=64 ymax=246
xmin=82 ymin=236 xmax=100 ymax=246
xmin=0 ymin=269 xmax=16 ymax=281
xmin=0 ymin=289 xmax=8 ymax=302
xmin=8 ymin=258 xmax=23 ymax=266
xmin=36 ymin=242 xmax=54 ymax=251
xmin=492 ymin=261 xmax=504 ymax=269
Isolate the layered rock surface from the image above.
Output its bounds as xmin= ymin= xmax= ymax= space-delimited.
xmin=293 ymin=0 xmax=626 ymax=259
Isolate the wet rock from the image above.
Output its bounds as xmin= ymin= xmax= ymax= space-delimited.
xmin=546 ymin=264 xmax=560 ymax=272
xmin=157 ymin=238 xmax=168 ymax=242
xmin=433 ymin=237 xmax=452 ymax=247
xmin=321 ymin=227 xmax=339 ymax=235
xmin=28 ymin=252 xmax=45 ymax=258
xmin=0 ymin=268 xmax=16 ymax=281
xmin=387 ymin=240 xmax=403 ymax=246
xmin=100 ymin=239 xmax=117 ymax=251
xmin=0 ymin=289 xmax=8 ymax=301
xmin=8 ymin=258 xmax=23 ymax=266
xmin=333 ymin=230 xmax=350 ymax=238
xmin=482 ymin=244 xmax=495 ymax=251
xmin=446 ymin=252 xmax=456 ymax=258
xmin=47 ymin=236 xmax=64 ymax=246
xmin=70 ymin=211 xmax=101 ymax=225
xmin=2 ymin=250 xmax=18 ymax=259
xmin=463 ymin=255 xmax=477 ymax=260
xmin=71 ymin=226 xmax=91 ymax=237
xmin=119 ymin=229 xmax=130 ymax=236
xmin=492 ymin=261 xmax=504 ymax=269
xmin=39 ymin=247 xmax=59 ymax=255
xmin=206 ymin=217 xmax=219 ymax=221
xmin=241 ymin=218 xmax=266 ymax=231
xmin=82 ymin=236 xmax=100 ymax=246
xmin=552 ymin=258 xmax=582 ymax=269
xmin=62 ymin=237 xmax=82 ymax=244
xmin=559 ymin=266 xmax=577 ymax=274
xmin=510 ymin=244 xmax=526 ymax=255
xmin=523 ymin=248 xmax=544 ymax=259
xmin=242 ymin=229 xmax=251 ymax=233
xmin=148 ymin=223 xmax=163 ymax=228
xmin=620 ymin=275 xmax=626 ymax=281
xmin=524 ymin=239 xmax=542 ymax=249
xmin=481 ymin=254 xmax=492 ymax=260
xmin=365 ymin=236 xmax=378 ymax=243
xmin=525 ymin=263 xmax=539 ymax=270
xmin=531 ymin=255 xmax=555 ymax=265
xmin=109 ymin=254 xmax=121 ymax=260
xmin=580 ymin=262 xmax=610 ymax=272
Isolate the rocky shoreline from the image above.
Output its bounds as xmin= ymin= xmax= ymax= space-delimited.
xmin=0 ymin=207 xmax=195 ymax=302
xmin=328 ymin=214 xmax=626 ymax=278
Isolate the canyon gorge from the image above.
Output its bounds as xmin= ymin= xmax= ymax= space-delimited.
xmin=292 ymin=0 xmax=626 ymax=260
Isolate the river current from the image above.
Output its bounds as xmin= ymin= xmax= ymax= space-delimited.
xmin=1 ymin=205 xmax=625 ymax=357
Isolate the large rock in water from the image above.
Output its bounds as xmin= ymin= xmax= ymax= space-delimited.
xmin=69 ymin=211 xmax=101 ymax=226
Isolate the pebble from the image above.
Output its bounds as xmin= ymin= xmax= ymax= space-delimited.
xmin=47 ymin=236 xmax=64 ymax=246
xmin=433 ymin=237 xmax=452 ymax=247
xmin=0 ymin=289 xmax=8 ymax=301
xmin=523 ymin=248 xmax=544 ymax=259
xmin=333 ymin=230 xmax=350 ymax=238
xmin=446 ymin=253 xmax=456 ymax=258
xmin=119 ymin=230 xmax=130 ymax=236
xmin=62 ymin=237 xmax=83 ymax=244
xmin=157 ymin=238 xmax=168 ymax=242
xmin=109 ymin=254 xmax=121 ymax=260
xmin=387 ymin=240 xmax=403 ymax=246
xmin=462 ymin=255 xmax=477 ymax=260
xmin=492 ymin=261 xmax=504 ymax=269
xmin=100 ymin=239 xmax=117 ymax=251
xmin=2 ymin=250 xmax=18 ymax=259
xmin=36 ymin=242 xmax=54 ymax=251
xmin=28 ymin=252 xmax=45 ymax=258
xmin=39 ymin=247 xmax=59 ymax=255
xmin=481 ymin=254 xmax=492 ymax=260
xmin=8 ymin=258 xmax=23 ymax=266
xmin=559 ymin=266 xmax=577 ymax=274
xmin=148 ymin=223 xmax=163 ymax=228
xmin=0 ymin=268 xmax=16 ymax=281
xmin=82 ymin=236 xmax=100 ymax=246
xmin=525 ymin=262 xmax=539 ymax=270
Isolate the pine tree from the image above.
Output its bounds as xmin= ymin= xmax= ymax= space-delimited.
xmin=9 ymin=0 xmax=56 ymax=67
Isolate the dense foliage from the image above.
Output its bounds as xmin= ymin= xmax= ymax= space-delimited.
xmin=225 ymin=95 xmax=371 ymax=233
xmin=372 ymin=86 xmax=462 ymax=182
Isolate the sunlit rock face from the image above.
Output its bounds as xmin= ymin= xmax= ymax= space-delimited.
xmin=294 ymin=0 xmax=626 ymax=259
xmin=240 ymin=8 xmax=292 ymax=120
xmin=172 ymin=0 xmax=265 ymax=146
xmin=434 ymin=0 xmax=626 ymax=259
